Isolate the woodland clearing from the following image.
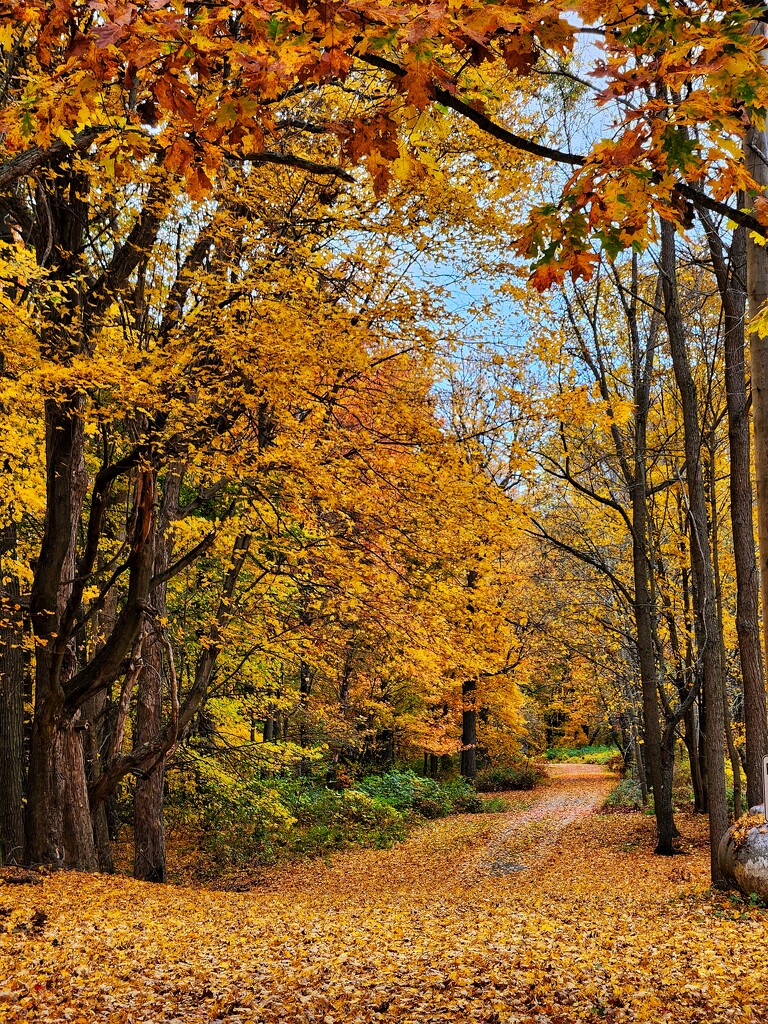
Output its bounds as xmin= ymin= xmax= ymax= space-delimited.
xmin=1 ymin=764 xmax=766 ymax=1024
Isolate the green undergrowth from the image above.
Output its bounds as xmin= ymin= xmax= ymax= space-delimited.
xmin=475 ymin=763 xmax=544 ymax=792
xmin=545 ymin=744 xmax=620 ymax=764
xmin=166 ymin=766 xmax=513 ymax=874
xmin=604 ymin=777 xmax=646 ymax=812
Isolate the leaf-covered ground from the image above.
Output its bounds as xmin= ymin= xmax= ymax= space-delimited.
xmin=2 ymin=764 xmax=766 ymax=1023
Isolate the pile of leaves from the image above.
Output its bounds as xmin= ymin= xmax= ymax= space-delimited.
xmin=729 ymin=813 xmax=768 ymax=851
xmin=2 ymin=766 xmax=766 ymax=1023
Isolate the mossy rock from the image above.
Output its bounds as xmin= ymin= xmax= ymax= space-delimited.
xmin=718 ymin=811 xmax=768 ymax=899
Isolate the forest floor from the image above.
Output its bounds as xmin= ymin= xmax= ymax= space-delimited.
xmin=1 ymin=764 xmax=767 ymax=1023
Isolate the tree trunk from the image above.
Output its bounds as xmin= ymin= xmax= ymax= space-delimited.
xmin=26 ymin=402 xmax=97 ymax=869
xmin=681 ymin=705 xmax=704 ymax=812
xmin=133 ymin=621 xmax=167 ymax=883
xmin=134 ymin=471 xmax=181 ymax=883
xmin=633 ymin=729 xmax=649 ymax=804
xmin=743 ymin=87 xmax=768 ymax=807
xmin=0 ymin=521 xmax=25 ymax=864
xmin=460 ymin=676 xmax=478 ymax=779
xmin=627 ymin=285 xmax=677 ymax=851
xmin=703 ymin=215 xmax=768 ymax=810
xmin=83 ymin=692 xmax=114 ymax=872
xmin=707 ymin=433 xmax=744 ymax=820
xmin=660 ymin=219 xmax=729 ymax=885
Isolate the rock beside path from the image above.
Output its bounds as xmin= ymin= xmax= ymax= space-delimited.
xmin=718 ymin=813 xmax=768 ymax=900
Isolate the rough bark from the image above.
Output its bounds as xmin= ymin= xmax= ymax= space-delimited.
xmin=134 ymin=471 xmax=182 ymax=883
xmin=24 ymin=159 xmax=163 ymax=867
xmin=0 ymin=521 xmax=25 ymax=864
xmin=743 ymin=68 xmax=768 ymax=806
xmin=133 ymin=621 xmax=168 ymax=883
xmin=83 ymin=692 xmax=114 ymax=872
xmin=621 ymin=260 xmax=677 ymax=851
xmin=26 ymin=397 xmax=98 ymax=869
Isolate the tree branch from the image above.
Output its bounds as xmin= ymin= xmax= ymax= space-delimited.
xmin=0 ymin=127 xmax=108 ymax=189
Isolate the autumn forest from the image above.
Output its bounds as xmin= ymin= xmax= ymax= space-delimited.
xmin=2 ymin=2 xmax=768 ymax=1021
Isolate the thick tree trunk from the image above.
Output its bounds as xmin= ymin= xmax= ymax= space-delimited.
xmin=26 ymin=402 xmax=97 ymax=869
xmin=660 ymin=220 xmax=729 ymax=885
xmin=0 ymin=521 xmax=25 ymax=864
xmin=23 ymin=162 xmax=165 ymax=870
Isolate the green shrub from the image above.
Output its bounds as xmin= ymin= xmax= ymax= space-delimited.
xmin=357 ymin=770 xmax=429 ymax=811
xmin=442 ymin=778 xmax=484 ymax=813
xmin=166 ymin=755 xmax=407 ymax=866
xmin=604 ymin=778 xmax=645 ymax=811
xmin=475 ymin=764 xmax=542 ymax=792
xmin=545 ymin=745 xmax=618 ymax=764
xmin=167 ymin=760 xmax=506 ymax=872
xmin=290 ymin=788 xmax=405 ymax=853
xmin=358 ymin=770 xmax=488 ymax=816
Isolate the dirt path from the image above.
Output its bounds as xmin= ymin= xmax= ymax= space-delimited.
xmin=2 ymin=763 xmax=768 ymax=1023
xmin=244 ymin=761 xmax=614 ymax=905
xmin=478 ymin=763 xmax=613 ymax=876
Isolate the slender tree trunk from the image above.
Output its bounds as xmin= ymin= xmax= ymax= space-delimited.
xmin=707 ymin=435 xmax=743 ymax=820
xmin=632 ymin=511 xmax=676 ymax=851
xmin=83 ymin=691 xmax=114 ymax=872
xmin=460 ymin=676 xmax=478 ymax=780
xmin=660 ymin=219 xmax=729 ymax=885
xmin=134 ymin=471 xmax=181 ymax=883
xmin=703 ymin=216 xmax=768 ymax=809
xmin=634 ymin=734 xmax=649 ymax=804
xmin=133 ymin=620 xmax=167 ymax=882
xmin=627 ymin=279 xmax=677 ymax=851
xmin=298 ymin=659 xmax=313 ymax=755
xmin=747 ymin=27 xmax=768 ymax=805
xmin=683 ymin=706 xmax=706 ymax=813
xmin=0 ymin=521 xmax=25 ymax=864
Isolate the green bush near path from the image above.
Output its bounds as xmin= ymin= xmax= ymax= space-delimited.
xmin=358 ymin=770 xmax=485 ymax=816
xmin=167 ymin=764 xmax=509 ymax=871
xmin=545 ymin=745 xmax=619 ymax=764
xmin=604 ymin=777 xmax=645 ymax=811
xmin=475 ymin=764 xmax=544 ymax=792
